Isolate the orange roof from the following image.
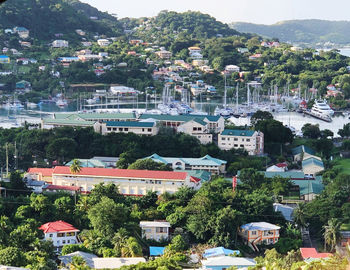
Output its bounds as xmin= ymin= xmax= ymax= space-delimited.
xmin=300 ymin=248 xmax=332 ymax=259
xmin=39 ymin=220 xmax=79 ymax=233
xmin=27 ymin=168 xmax=54 ymax=177
xmin=53 ymin=166 xmax=187 ymax=180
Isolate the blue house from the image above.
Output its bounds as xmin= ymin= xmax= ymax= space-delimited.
xmin=201 ymin=256 xmax=256 ymax=270
xmin=0 ymin=55 xmax=10 ymax=64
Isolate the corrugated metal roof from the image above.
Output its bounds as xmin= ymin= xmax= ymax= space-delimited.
xmin=302 ymin=157 xmax=324 ymax=169
xmin=221 ymin=129 xmax=255 ymax=137
xmin=106 ymin=121 xmax=154 ymax=127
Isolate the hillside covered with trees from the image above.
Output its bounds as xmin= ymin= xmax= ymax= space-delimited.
xmin=231 ymin=19 xmax=350 ymax=45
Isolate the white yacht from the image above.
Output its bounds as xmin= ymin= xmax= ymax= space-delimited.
xmin=311 ymin=99 xmax=334 ymax=117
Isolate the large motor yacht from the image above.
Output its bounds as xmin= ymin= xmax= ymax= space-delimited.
xmin=310 ymin=99 xmax=334 ymax=117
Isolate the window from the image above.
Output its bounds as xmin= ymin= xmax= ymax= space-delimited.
xmin=240 ymin=144 xmax=244 ymax=147
xmin=125 ymin=128 xmax=128 ymax=131
xmin=67 ymin=240 xmax=70 ymax=243
xmin=66 ymin=232 xmax=75 ymax=236
xmin=107 ymin=127 xmax=111 ymax=131
xmin=193 ymin=127 xmax=197 ymax=131
xmin=222 ymin=137 xmax=226 ymax=141
xmin=49 ymin=234 xmax=53 ymax=238
xmin=156 ymin=227 xmax=167 ymax=233
xmin=234 ymin=144 xmax=238 ymax=147
xmin=62 ymin=240 xmax=66 ymax=244
xmin=148 ymin=128 xmax=152 ymax=132
xmin=142 ymin=128 xmax=145 ymax=132
xmin=119 ymin=128 xmax=123 ymax=131
xmin=234 ymin=138 xmax=238 ymax=141
xmin=246 ymin=139 xmax=250 ymax=142
xmin=57 ymin=233 xmax=65 ymax=237
xmin=251 ymin=231 xmax=257 ymax=235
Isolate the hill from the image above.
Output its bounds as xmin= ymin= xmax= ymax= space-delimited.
xmin=231 ymin=19 xmax=350 ymax=45
xmin=153 ymin=10 xmax=240 ymax=39
xmin=0 ymin=0 xmax=122 ymax=41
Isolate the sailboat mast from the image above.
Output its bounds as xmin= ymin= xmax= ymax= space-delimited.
xmin=224 ymin=75 xmax=227 ymax=108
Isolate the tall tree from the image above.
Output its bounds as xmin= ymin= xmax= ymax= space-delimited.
xmin=70 ymin=159 xmax=82 ymax=174
xmin=323 ymin=218 xmax=341 ymax=252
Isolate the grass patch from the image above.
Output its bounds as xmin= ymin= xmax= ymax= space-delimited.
xmin=333 ymin=159 xmax=350 ymax=175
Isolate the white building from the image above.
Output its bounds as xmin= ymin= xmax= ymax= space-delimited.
xmin=177 ymin=119 xmax=213 ymax=144
xmin=155 ymin=50 xmax=172 ymax=59
xmin=139 ymin=221 xmax=170 ymax=241
xmin=218 ymin=129 xmax=264 ymax=155
xmin=97 ymin=121 xmax=158 ymax=136
xmin=97 ymin=39 xmax=111 ymax=47
xmin=225 ymin=65 xmax=240 ymax=73
xmin=201 ymin=256 xmax=256 ymax=270
xmin=39 ymin=221 xmax=80 ymax=250
xmin=110 ymin=85 xmax=138 ymax=96
xmin=52 ymin=40 xmax=69 ymax=48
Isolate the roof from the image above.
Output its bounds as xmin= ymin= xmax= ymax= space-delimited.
xmin=302 ymin=157 xmax=324 ymax=169
xmin=0 ymin=55 xmax=9 ymax=58
xmin=291 ymin=145 xmax=316 ymax=156
xmin=66 ymin=159 xmax=107 ymax=168
xmin=292 ymin=179 xmax=324 ymax=196
xmin=39 ymin=220 xmax=79 ymax=233
xmin=106 ymin=121 xmax=155 ymax=128
xmin=273 ymin=203 xmax=294 ymax=222
xmin=149 ymin=246 xmax=165 ymax=256
xmin=201 ymin=256 xmax=256 ymax=267
xmin=59 ymin=251 xmax=98 ymax=267
xmin=26 ymin=180 xmax=46 ymax=187
xmin=264 ymin=171 xmax=307 ymax=180
xmin=92 ymin=156 xmax=120 ymax=163
xmin=140 ymin=221 xmax=170 ymax=228
xmin=92 ymin=257 xmax=146 ymax=269
xmin=240 ymin=222 xmax=280 ymax=231
xmin=203 ymin=247 xmax=240 ymax=258
xmin=182 ymin=170 xmax=212 ymax=182
xmin=43 ymin=184 xmax=81 ymax=192
xmin=52 ymin=166 xmax=188 ymax=181
xmin=221 ymin=129 xmax=255 ymax=137
xmin=300 ymin=248 xmax=332 ymax=260
xmin=144 ymin=153 xmax=226 ymax=167
xmin=43 ymin=118 xmax=96 ymax=126
xmin=139 ymin=114 xmax=221 ymax=123
xmin=27 ymin=168 xmax=54 ymax=177
xmin=192 ymin=118 xmax=207 ymax=126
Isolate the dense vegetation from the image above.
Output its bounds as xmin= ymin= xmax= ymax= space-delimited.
xmin=231 ymin=19 xmax=350 ymax=45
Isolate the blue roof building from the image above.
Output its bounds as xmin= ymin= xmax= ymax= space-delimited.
xmin=203 ymin=247 xmax=240 ymax=258
xmin=0 ymin=55 xmax=10 ymax=64
xmin=101 ymin=121 xmax=158 ymax=136
xmin=149 ymin=246 xmax=165 ymax=256
xmin=144 ymin=153 xmax=226 ymax=175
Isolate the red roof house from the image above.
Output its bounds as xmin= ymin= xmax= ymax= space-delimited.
xmin=300 ymin=248 xmax=332 ymax=260
xmin=39 ymin=220 xmax=79 ymax=233
xmin=27 ymin=168 xmax=54 ymax=182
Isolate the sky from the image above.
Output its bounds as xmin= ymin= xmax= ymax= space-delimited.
xmin=80 ymin=0 xmax=350 ymax=25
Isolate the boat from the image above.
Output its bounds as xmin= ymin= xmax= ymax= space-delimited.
xmin=26 ymin=102 xmax=37 ymax=108
xmin=56 ymin=99 xmax=68 ymax=108
xmin=304 ymin=109 xmax=332 ymax=122
xmin=310 ymin=99 xmax=334 ymax=117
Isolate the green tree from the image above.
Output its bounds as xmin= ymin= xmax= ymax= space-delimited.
xmin=251 ymin=110 xmax=273 ymax=126
xmin=128 ymin=159 xmax=171 ymax=171
xmin=302 ymin=124 xmax=321 ymax=139
xmin=0 ymin=247 xmax=25 ymax=267
xmin=88 ymin=197 xmax=128 ymax=238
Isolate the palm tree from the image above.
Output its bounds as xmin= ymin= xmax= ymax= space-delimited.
xmin=70 ymin=159 xmax=82 ymax=174
xmin=323 ymin=218 xmax=341 ymax=252
xmin=293 ymin=203 xmax=306 ymax=228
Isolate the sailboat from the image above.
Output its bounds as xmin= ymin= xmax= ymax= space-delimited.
xmin=214 ymin=75 xmax=233 ymax=117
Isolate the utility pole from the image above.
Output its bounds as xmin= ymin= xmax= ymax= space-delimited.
xmin=5 ymin=143 xmax=8 ymax=177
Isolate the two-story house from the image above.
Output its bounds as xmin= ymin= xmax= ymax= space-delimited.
xmin=239 ymin=222 xmax=280 ymax=251
xmin=139 ymin=221 xmax=170 ymax=241
xmin=97 ymin=121 xmax=158 ymax=136
xmin=218 ymin=129 xmax=264 ymax=155
xmin=39 ymin=220 xmax=80 ymax=250
xmin=177 ymin=119 xmax=212 ymax=144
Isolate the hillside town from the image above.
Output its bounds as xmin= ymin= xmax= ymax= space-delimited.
xmin=1 ymin=1 xmax=350 ymax=270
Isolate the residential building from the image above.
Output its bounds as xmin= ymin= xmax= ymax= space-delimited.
xmin=0 ymin=55 xmax=10 ymax=64
xmin=237 ymin=47 xmax=249 ymax=53
xmin=110 ymin=86 xmax=138 ymax=96
xmin=66 ymin=158 xmax=108 ymax=168
xmin=97 ymin=39 xmax=111 ymax=47
xmin=75 ymin=29 xmax=86 ymax=36
xmin=138 ymin=114 xmax=225 ymax=133
xmin=188 ymin=46 xmax=201 ymax=54
xmin=13 ymin=27 xmax=29 ymax=38
xmin=273 ymin=203 xmax=294 ymax=222
xmin=19 ymin=41 xmax=31 ymax=48
xmin=42 ymin=184 xmax=81 ymax=195
xmin=218 ymin=129 xmax=264 ymax=155
xmin=203 ymin=247 xmax=240 ymax=258
xmin=291 ymin=145 xmax=316 ymax=161
xmin=302 ymin=156 xmax=324 ymax=176
xmin=155 ymin=50 xmax=172 ymax=59
xmin=25 ymin=179 xmax=46 ymax=193
xmin=15 ymin=80 xmax=31 ymax=92
xmin=97 ymin=121 xmax=158 ymax=136
xmin=201 ymin=256 xmax=256 ymax=270
xmin=239 ymin=222 xmax=280 ymax=250
xmin=144 ymin=153 xmax=226 ymax=174
xmin=225 ymin=65 xmax=240 ymax=73
xmin=81 ymin=41 xmax=92 ymax=47
xmin=192 ymin=59 xmax=209 ymax=66
xmin=39 ymin=221 xmax=80 ymax=249
xmin=26 ymin=168 xmax=54 ymax=182
xmin=177 ymin=119 xmax=212 ymax=144
xmin=59 ymin=252 xmax=146 ymax=269
xmin=51 ymin=166 xmax=202 ymax=195
xmin=52 ymin=40 xmax=69 ymax=48
xmin=139 ymin=221 xmax=170 ymax=241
